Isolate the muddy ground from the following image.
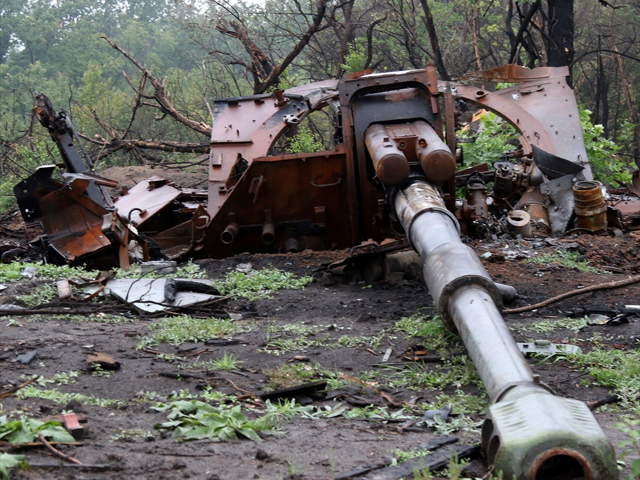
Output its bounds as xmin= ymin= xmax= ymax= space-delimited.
xmin=0 ymin=218 xmax=639 ymax=479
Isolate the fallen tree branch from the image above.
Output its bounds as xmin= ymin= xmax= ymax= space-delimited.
xmin=38 ymin=434 xmax=83 ymax=465
xmin=504 ymin=274 xmax=640 ymax=314
xmin=0 ymin=376 xmax=39 ymax=400
xmin=101 ymin=35 xmax=211 ymax=135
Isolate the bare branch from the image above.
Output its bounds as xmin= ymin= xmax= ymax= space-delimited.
xmin=101 ymin=35 xmax=211 ymax=135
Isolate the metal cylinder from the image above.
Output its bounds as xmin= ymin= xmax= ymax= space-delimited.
xmin=573 ymin=181 xmax=607 ymax=232
xmin=262 ymin=222 xmax=275 ymax=245
xmin=220 ymin=223 xmax=240 ymax=244
xmin=517 ymin=187 xmax=550 ymax=236
xmin=364 ymin=124 xmax=411 ymax=185
xmin=507 ymin=210 xmax=532 ymax=238
xmin=413 ymin=121 xmax=457 ymax=183
xmin=284 ymin=237 xmax=300 ymax=253
xmin=393 ymin=180 xmax=617 ymax=480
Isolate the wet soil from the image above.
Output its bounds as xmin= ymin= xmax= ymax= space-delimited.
xmin=0 ymin=232 xmax=639 ymax=480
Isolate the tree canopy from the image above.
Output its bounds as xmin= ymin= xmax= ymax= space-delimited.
xmin=0 ymin=0 xmax=638 ymax=181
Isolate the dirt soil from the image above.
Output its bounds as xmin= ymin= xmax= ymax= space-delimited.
xmin=0 ymin=230 xmax=639 ymax=479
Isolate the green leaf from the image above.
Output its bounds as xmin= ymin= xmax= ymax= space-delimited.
xmin=0 ymin=453 xmax=27 ymax=480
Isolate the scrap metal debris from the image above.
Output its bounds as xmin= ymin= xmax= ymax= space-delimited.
xmin=8 ymin=64 xmax=639 ymax=480
xmin=14 ymin=65 xmax=640 ymax=272
xmin=105 ymin=278 xmax=222 ymax=314
xmin=517 ymin=340 xmax=581 ymax=356
xmin=86 ymin=353 xmax=121 ymax=371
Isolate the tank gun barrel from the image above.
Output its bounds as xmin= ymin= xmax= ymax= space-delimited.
xmin=393 ymin=180 xmax=617 ymax=480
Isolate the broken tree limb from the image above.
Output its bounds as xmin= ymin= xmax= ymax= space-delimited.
xmin=37 ymin=434 xmax=83 ymax=465
xmin=101 ymin=35 xmax=211 ymax=135
xmin=0 ymin=376 xmax=39 ymax=400
xmin=503 ymin=274 xmax=640 ymax=314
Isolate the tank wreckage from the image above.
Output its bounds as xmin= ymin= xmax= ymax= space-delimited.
xmin=16 ymin=64 xmax=637 ymax=479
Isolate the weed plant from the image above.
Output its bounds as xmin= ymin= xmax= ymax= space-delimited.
xmin=566 ymin=347 xmax=640 ymax=409
xmin=214 ymin=268 xmax=312 ymax=300
xmin=263 ymin=363 xmax=317 ymax=391
xmin=138 ymin=315 xmax=251 ymax=347
xmin=16 ymin=385 xmax=125 ymax=408
xmin=524 ymin=250 xmax=603 ymax=273
xmin=114 ymin=260 xmax=207 ymax=279
xmin=0 ymin=262 xmax=92 ymax=283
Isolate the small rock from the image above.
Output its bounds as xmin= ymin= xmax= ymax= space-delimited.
xmin=236 ymin=263 xmax=252 ymax=274
xmin=255 ymin=449 xmax=270 ymax=461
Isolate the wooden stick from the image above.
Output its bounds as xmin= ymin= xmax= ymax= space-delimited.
xmin=38 ymin=434 xmax=83 ymax=465
xmin=0 ymin=376 xmax=39 ymax=400
xmin=504 ymin=274 xmax=640 ymax=314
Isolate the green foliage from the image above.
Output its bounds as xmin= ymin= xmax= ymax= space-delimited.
xmin=263 ymin=363 xmax=317 ymax=391
xmin=580 ymin=108 xmax=632 ymax=187
xmin=341 ymin=41 xmax=367 ymax=73
xmin=214 ymin=268 xmax=312 ymax=301
xmin=459 ymin=112 xmax=519 ymax=168
xmin=387 ymin=355 xmax=482 ymax=391
xmin=0 ymin=179 xmax=17 ymax=212
xmin=567 ymin=347 xmax=640 ymax=410
xmin=206 ymin=353 xmax=243 ymax=372
xmin=394 ymin=313 xmax=457 ymax=353
xmin=79 ymin=61 xmax=110 ymax=108
xmin=288 ymin=124 xmax=325 ymax=154
xmin=139 ymin=315 xmax=250 ymax=348
xmin=0 ymin=262 xmax=93 ymax=283
xmin=155 ymin=400 xmax=273 ymax=441
xmin=20 ymin=283 xmax=58 ymax=306
xmin=616 ymin=419 xmax=640 ymax=479
xmin=15 ymin=385 xmax=125 ymax=408
xmin=0 ymin=416 xmax=75 ymax=444
xmin=0 ymin=453 xmax=28 ymax=480
xmin=524 ymin=249 xmax=603 ymax=273
xmin=434 ymin=391 xmax=488 ymax=415
xmin=510 ymin=317 xmax=589 ymax=336
xmin=113 ymin=260 xmax=206 ymax=279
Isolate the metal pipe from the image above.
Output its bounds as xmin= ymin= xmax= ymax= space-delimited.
xmin=262 ymin=209 xmax=276 ymax=245
xmin=220 ymin=223 xmax=240 ymax=244
xmin=413 ymin=120 xmax=457 ymax=183
xmin=364 ymin=124 xmax=411 ymax=185
xmin=262 ymin=222 xmax=275 ymax=245
xmin=393 ymin=180 xmax=617 ymax=480
xmin=284 ymin=237 xmax=299 ymax=253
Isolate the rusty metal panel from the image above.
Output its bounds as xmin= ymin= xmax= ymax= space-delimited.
xmin=200 ymin=148 xmax=351 ymax=258
xmin=448 ymin=65 xmax=592 ymax=180
xmin=113 ymin=177 xmax=182 ymax=228
xmin=40 ymin=187 xmax=111 ymax=262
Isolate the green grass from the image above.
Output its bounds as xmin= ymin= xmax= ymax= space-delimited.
xmin=138 ymin=315 xmax=251 ymax=348
xmin=0 ymin=262 xmax=94 ymax=282
xmin=524 ymin=250 xmax=603 ymax=273
xmin=113 ymin=260 xmax=207 ymax=279
xmin=509 ymin=317 xmax=589 ymax=336
xmin=19 ymin=283 xmax=58 ymax=306
xmin=385 ymin=355 xmax=483 ymax=391
xmin=214 ymin=268 xmax=312 ymax=300
xmin=197 ymin=353 xmax=243 ymax=372
xmin=15 ymin=385 xmax=125 ymax=408
xmin=263 ymin=363 xmax=317 ymax=391
xmin=566 ymin=346 xmax=640 ymax=410
xmin=394 ymin=313 xmax=458 ymax=353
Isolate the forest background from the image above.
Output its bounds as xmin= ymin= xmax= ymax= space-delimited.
xmin=0 ymin=0 xmax=638 ymax=209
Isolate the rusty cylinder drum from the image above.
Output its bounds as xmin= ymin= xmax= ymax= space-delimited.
xmin=364 ymin=124 xmax=411 ymax=185
xmin=413 ymin=121 xmax=457 ymax=183
xmin=573 ymin=180 xmax=607 ymax=232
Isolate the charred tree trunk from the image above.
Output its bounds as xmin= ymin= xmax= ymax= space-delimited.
xmin=547 ymin=0 xmax=574 ymax=73
xmin=419 ymin=0 xmax=450 ymax=81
